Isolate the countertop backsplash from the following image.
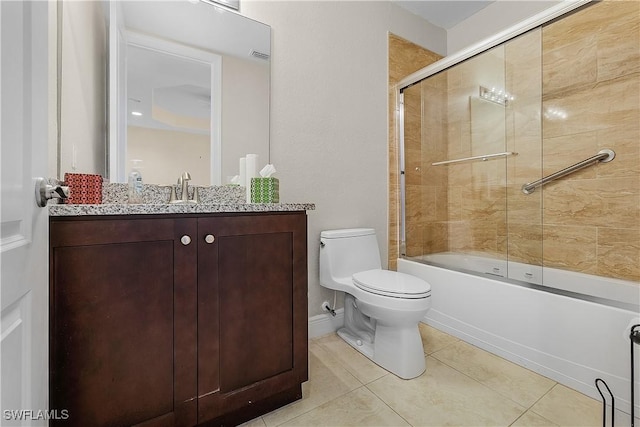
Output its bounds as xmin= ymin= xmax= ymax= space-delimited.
xmin=102 ymin=183 xmax=246 ymax=205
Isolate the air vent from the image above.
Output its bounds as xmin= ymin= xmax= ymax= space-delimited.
xmin=250 ymin=49 xmax=270 ymax=60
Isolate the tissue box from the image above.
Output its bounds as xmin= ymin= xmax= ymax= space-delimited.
xmin=64 ymin=173 xmax=103 ymax=204
xmin=250 ymin=177 xmax=279 ymax=203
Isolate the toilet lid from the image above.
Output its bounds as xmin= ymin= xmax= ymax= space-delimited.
xmin=352 ymin=269 xmax=431 ymax=299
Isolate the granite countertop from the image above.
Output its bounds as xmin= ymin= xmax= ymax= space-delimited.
xmin=49 ymin=202 xmax=315 ymax=217
xmin=49 ymin=183 xmax=314 ymax=216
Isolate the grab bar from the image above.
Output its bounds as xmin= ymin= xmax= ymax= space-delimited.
xmin=432 ymin=151 xmax=517 ymax=166
xmin=521 ymin=149 xmax=615 ymax=195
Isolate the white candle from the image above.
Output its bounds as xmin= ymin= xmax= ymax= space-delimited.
xmin=245 ymin=154 xmax=258 ymax=203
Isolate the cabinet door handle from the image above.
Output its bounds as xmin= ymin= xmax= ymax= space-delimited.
xmin=204 ymin=234 xmax=215 ymax=244
xmin=181 ymin=235 xmax=192 ymax=246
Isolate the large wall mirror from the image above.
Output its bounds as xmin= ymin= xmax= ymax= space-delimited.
xmin=109 ymin=0 xmax=270 ymax=186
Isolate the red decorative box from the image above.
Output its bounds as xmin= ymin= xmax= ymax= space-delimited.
xmin=64 ymin=173 xmax=103 ymax=204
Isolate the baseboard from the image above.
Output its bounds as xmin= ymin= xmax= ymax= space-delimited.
xmin=308 ymin=308 xmax=344 ymax=339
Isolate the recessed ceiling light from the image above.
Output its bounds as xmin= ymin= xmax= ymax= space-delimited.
xmin=131 ymin=111 xmax=143 ymax=116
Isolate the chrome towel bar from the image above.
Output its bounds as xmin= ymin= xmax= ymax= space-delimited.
xmin=522 ymin=149 xmax=615 ymax=195
xmin=431 ymin=151 xmax=518 ymax=166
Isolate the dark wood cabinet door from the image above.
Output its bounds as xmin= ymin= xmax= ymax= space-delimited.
xmin=50 ymin=212 xmax=308 ymax=427
xmin=197 ymin=213 xmax=308 ymax=425
xmin=49 ymin=218 xmax=198 ymax=427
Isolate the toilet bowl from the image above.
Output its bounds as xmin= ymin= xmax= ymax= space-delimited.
xmin=319 ymin=228 xmax=431 ymax=379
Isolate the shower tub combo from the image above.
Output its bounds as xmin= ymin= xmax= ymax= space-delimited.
xmin=395 ymin=0 xmax=640 ymax=418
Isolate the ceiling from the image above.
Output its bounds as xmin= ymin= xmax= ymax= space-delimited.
xmin=394 ymin=0 xmax=495 ymax=29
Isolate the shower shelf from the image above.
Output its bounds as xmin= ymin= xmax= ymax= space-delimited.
xmin=431 ymin=151 xmax=518 ymax=166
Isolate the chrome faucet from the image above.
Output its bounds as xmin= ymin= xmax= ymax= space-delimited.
xmin=169 ymin=172 xmax=199 ymax=204
xmin=179 ymin=172 xmax=191 ymax=202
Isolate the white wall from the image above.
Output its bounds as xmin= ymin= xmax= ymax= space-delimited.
xmin=221 ymin=55 xmax=270 ymax=181
xmin=60 ymin=1 xmax=107 ymax=178
xmin=447 ymin=0 xmax=559 ymax=54
xmin=241 ymin=1 xmax=446 ymax=316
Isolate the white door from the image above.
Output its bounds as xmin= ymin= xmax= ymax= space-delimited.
xmin=1 ymin=1 xmax=53 ymax=425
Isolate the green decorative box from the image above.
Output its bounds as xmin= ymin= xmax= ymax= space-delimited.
xmin=250 ymin=177 xmax=279 ymax=203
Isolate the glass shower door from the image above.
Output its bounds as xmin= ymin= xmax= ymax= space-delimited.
xmin=400 ymin=28 xmax=549 ymax=285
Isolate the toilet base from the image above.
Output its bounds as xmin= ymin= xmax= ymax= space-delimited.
xmin=336 ymin=294 xmax=427 ymax=380
xmin=371 ymin=323 xmax=426 ymax=379
xmin=337 ymin=311 xmax=426 ymax=380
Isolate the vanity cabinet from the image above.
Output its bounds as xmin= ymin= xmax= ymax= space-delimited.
xmin=49 ymin=212 xmax=308 ymax=427
xmin=196 ymin=215 xmax=308 ymax=425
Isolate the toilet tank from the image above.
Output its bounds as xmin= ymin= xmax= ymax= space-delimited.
xmin=319 ymin=228 xmax=382 ymax=287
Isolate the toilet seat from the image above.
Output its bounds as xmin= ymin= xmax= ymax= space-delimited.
xmin=352 ymin=269 xmax=431 ymax=299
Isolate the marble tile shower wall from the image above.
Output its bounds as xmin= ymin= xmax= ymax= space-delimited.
xmin=387 ymin=34 xmax=442 ymax=270
xmin=505 ymin=30 xmax=544 ymax=267
xmin=538 ymin=0 xmax=639 ymax=281
xmin=396 ymin=0 xmax=640 ymax=282
xmin=403 ymin=73 xmax=448 ymax=258
xmin=442 ymin=45 xmax=508 ymax=259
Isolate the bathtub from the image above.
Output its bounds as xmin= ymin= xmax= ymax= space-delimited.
xmin=398 ymin=255 xmax=640 ymax=416
xmin=417 ymin=252 xmax=639 ymax=309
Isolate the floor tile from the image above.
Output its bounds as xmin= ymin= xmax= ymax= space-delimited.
xmin=262 ymin=326 xmax=623 ymax=427
xmin=510 ymin=410 xmax=558 ymax=426
xmin=529 ymin=384 xmax=601 ymax=426
xmin=367 ymin=356 xmax=526 ymax=426
xmin=432 ymin=340 xmax=556 ymax=407
xmin=239 ymin=417 xmax=267 ymax=427
xmin=279 ymin=387 xmax=410 ymax=427
xmin=315 ymin=333 xmax=388 ymax=385
xmin=262 ymin=342 xmax=362 ymax=427
xmin=419 ymin=323 xmax=459 ymax=355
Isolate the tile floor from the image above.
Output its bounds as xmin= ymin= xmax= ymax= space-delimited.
xmin=242 ymin=324 xmax=634 ymax=427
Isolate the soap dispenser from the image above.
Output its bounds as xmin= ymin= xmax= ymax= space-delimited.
xmin=128 ymin=159 xmax=144 ymax=204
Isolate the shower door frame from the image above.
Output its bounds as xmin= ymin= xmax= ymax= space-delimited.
xmin=397 ymin=0 xmax=591 ymax=257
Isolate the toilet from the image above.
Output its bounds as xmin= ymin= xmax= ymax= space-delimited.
xmin=319 ymin=228 xmax=431 ymax=379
